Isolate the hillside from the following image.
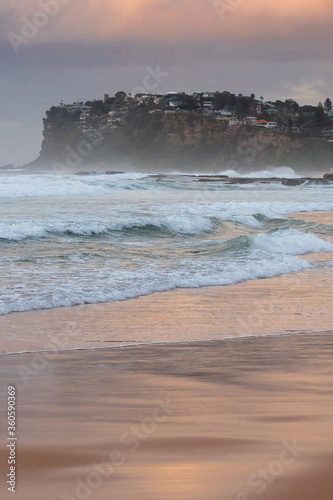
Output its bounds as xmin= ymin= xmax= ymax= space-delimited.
xmin=29 ymin=94 xmax=333 ymax=173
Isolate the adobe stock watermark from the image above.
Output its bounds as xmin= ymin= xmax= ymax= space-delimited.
xmin=51 ymin=64 xmax=169 ymax=172
xmin=235 ymin=440 xmax=306 ymax=500
xmin=51 ymin=127 xmax=106 ymax=172
xmin=8 ymin=0 xmax=71 ymax=54
xmin=211 ymin=0 xmax=244 ymax=23
xmin=61 ymin=396 xmax=178 ymax=500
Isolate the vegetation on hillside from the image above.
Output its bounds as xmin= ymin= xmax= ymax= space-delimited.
xmin=35 ymin=90 xmax=333 ymax=172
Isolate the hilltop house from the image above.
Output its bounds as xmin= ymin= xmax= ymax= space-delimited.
xmin=266 ymin=122 xmax=278 ymax=129
xmin=254 ymin=119 xmax=269 ymax=127
xmin=203 ymin=100 xmax=214 ymax=109
xmin=243 ymin=116 xmax=257 ymax=125
xmin=202 ymin=92 xmax=216 ymax=98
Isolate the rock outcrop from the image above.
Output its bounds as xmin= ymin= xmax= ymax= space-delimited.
xmin=27 ymin=109 xmax=333 ymax=173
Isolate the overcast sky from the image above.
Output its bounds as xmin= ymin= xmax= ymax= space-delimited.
xmin=1 ymin=0 xmax=332 ymax=165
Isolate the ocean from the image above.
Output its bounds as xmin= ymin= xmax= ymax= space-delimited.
xmin=1 ymin=169 xmax=333 ymax=320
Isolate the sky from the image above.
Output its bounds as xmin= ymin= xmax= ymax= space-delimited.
xmin=0 ymin=0 xmax=333 ymax=165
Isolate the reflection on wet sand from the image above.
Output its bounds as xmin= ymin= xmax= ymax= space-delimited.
xmin=0 ymin=331 xmax=332 ymax=500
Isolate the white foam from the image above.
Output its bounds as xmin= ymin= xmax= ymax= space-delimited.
xmin=0 ymin=223 xmax=47 ymax=240
xmin=0 ymin=215 xmax=216 ymax=240
xmin=0 ymin=172 xmax=148 ymax=198
xmin=233 ymin=215 xmax=263 ymax=229
xmin=253 ymin=229 xmax=333 ymax=255
xmin=0 ymin=250 xmax=311 ymax=315
xmin=164 ymin=216 xmax=213 ymax=234
xmin=218 ymin=167 xmax=300 ymax=178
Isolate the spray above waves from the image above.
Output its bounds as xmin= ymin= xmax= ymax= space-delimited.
xmin=0 ymin=167 xmax=325 ymax=199
xmin=0 ymin=172 xmax=150 ymax=198
xmin=218 ymin=166 xmax=300 ymax=179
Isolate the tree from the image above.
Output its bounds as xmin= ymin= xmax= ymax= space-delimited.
xmin=291 ymin=102 xmax=299 ymax=113
xmin=229 ymin=94 xmax=237 ymax=109
xmin=296 ymin=112 xmax=304 ymax=127
xmin=324 ymin=97 xmax=332 ymax=113
xmin=89 ymin=100 xmax=107 ymax=116
xmin=180 ymin=95 xmax=198 ymax=110
xmin=236 ymin=97 xmax=250 ymax=117
xmin=312 ymin=102 xmax=326 ymax=127
xmin=213 ymin=92 xmax=230 ymax=109
xmin=115 ymin=91 xmax=127 ymax=107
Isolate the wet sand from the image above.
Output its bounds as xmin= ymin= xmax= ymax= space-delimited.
xmin=0 ymin=331 xmax=333 ymax=500
xmin=289 ymin=210 xmax=333 ymax=224
xmin=0 ymin=263 xmax=332 ymax=354
xmin=0 ymin=210 xmax=332 ymax=498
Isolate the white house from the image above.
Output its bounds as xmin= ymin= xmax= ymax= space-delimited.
xmin=266 ymin=122 xmax=278 ymax=129
xmin=243 ymin=116 xmax=257 ymax=125
xmin=254 ymin=119 xmax=269 ymax=127
xmin=228 ymin=119 xmax=240 ymax=126
xmin=203 ymin=101 xmax=214 ymax=109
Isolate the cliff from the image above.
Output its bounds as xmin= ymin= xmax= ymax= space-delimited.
xmin=30 ymin=107 xmax=333 ymax=173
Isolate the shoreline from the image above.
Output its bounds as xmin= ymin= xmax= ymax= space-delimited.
xmin=1 ymin=327 xmax=331 ymax=358
xmin=1 ymin=260 xmax=332 ymax=355
xmin=0 ymin=210 xmax=332 ymax=356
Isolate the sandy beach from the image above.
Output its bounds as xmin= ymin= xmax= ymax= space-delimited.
xmin=0 ymin=256 xmax=332 ymax=354
xmin=0 ymin=331 xmax=333 ymax=500
xmin=0 ymin=211 xmax=332 ymax=499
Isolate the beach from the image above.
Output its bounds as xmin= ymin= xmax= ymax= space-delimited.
xmin=1 ymin=258 xmax=333 ymax=354
xmin=1 ymin=331 xmax=333 ymax=500
xmin=0 ymin=173 xmax=332 ymax=500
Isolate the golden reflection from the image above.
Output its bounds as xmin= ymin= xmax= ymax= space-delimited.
xmin=144 ymin=462 xmax=221 ymax=496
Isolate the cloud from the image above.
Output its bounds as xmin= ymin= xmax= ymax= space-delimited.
xmin=1 ymin=0 xmax=333 ymax=47
xmin=290 ymin=80 xmax=329 ymax=104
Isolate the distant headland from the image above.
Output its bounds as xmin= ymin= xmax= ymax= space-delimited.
xmin=27 ymin=90 xmax=333 ymax=173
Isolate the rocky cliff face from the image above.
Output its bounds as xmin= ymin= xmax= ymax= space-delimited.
xmin=31 ymin=110 xmax=333 ymax=173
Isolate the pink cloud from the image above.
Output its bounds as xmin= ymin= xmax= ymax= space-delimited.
xmin=2 ymin=0 xmax=333 ymax=45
